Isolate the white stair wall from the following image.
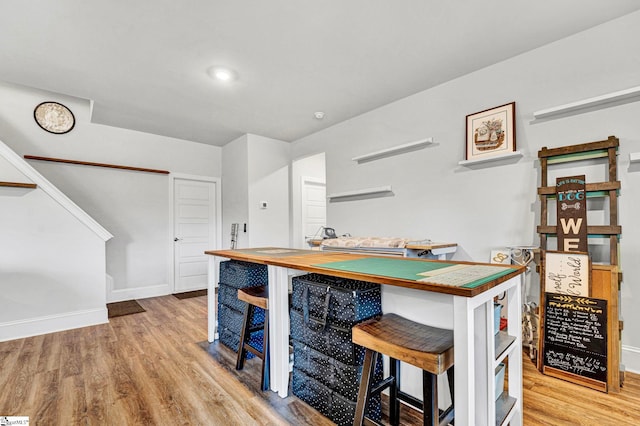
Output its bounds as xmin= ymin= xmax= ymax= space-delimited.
xmin=0 ymin=139 xmax=113 ymax=341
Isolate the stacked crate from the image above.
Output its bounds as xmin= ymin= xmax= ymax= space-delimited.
xmin=218 ymin=260 xmax=268 ymax=357
xmin=290 ymin=274 xmax=383 ymax=426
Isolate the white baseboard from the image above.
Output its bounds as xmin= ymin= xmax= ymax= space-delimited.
xmin=107 ymin=283 xmax=171 ymax=303
xmin=0 ymin=308 xmax=108 ymax=342
xmin=622 ymin=345 xmax=640 ymax=374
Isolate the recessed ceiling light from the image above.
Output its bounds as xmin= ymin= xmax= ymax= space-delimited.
xmin=314 ymin=111 xmax=325 ymax=120
xmin=207 ymin=66 xmax=237 ymax=82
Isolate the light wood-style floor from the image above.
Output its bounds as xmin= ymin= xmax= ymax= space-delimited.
xmin=1 ymin=294 xmax=639 ymax=425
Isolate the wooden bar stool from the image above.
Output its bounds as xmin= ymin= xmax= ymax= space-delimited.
xmin=236 ymin=285 xmax=270 ymax=391
xmin=352 ymin=313 xmax=455 ymax=426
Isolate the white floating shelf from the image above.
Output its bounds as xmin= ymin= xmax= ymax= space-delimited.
xmin=327 ymin=185 xmax=393 ymax=202
xmin=630 ymin=152 xmax=640 ymax=163
xmin=458 ymin=151 xmax=523 ymax=166
xmin=533 ymin=85 xmax=640 ymax=120
xmin=352 ymin=138 xmax=433 ymax=163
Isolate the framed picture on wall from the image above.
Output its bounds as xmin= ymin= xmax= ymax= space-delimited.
xmin=465 ymin=102 xmax=515 ymax=161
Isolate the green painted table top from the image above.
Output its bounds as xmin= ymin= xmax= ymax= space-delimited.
xmin=313 ymin=257 xmax=514 ymax=288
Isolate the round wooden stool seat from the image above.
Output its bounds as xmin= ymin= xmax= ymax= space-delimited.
xmin=352 ymin=313 xmax=455 ymax=426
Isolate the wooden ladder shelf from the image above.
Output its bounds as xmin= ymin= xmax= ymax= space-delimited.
xmin=537 ymin=135 xmax=622 ymax=392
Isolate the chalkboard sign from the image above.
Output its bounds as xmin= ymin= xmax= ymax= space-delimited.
xmin=543 ymin=293 xmax=607 ymax=389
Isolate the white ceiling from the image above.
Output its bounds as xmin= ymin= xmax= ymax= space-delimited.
xmin=2 ymin=1 xmax=640 ymax=147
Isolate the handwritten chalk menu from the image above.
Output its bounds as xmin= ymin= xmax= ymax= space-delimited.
xmin=543 ymin=293 xmax=607 ymax=386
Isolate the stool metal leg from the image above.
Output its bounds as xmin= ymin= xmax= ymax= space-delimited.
xmin=389 ymin=357 xmax=400 ymax=426
xmin=423 ymin=371 xmax=437 ymax=426
xmin=353 ymin=349 xmax=378 ymax=426
xmin=446 ymin=366 xmax=454 ymax=403
xmin=236 ymin=304 xmax=252 ymax=370
xmin=261 ymin=309 xmax=270 ymax=391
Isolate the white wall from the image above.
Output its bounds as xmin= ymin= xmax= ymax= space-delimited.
xmin=0 ymin=152 xmax=108 ymax=341
xmin=0 ymin=81 xmax=222 ymax=302
xmin=221 ymin=134 xmax=291 ymax=249
xmin=292 ymin=12 xmax=640 ymax=371
xmin=222 ymin=134 xmax=250 ymax=248
xmin=247 ymin=134 xmax=290 ymax=247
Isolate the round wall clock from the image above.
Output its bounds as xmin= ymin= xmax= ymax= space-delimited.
xmin=33 ymin=101 xmax=75 ymax=134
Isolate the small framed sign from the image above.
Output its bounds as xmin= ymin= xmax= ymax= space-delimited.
xmin=544 ymin=250 xmax=590 ymax=296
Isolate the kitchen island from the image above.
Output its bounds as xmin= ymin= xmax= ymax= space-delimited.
xmin=205 ymin=247 xmax=525 ymax=426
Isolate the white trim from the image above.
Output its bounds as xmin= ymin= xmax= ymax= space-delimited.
xmin=0 ymin=139 xmax=113 ymax=241
xmin=168 ymin=173 xmax=222 ymax=294
xmin=301 ymin=176 xmax=324 ymax=186
xmin=170 ymin=172 xmax=220 ymax=183
xmin=300 ymin=175 xmax=326 ymax=247
xmin=0 ymin=308 xmax=107 ymax=342
xmin=622 ymin=345 xmax=640 ymax=374
xmin=108 ymin=283 xmax=171 ymax=303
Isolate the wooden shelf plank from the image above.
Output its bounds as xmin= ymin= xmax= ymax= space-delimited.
xmin=0 ymin=181 xmax=37 ymax=189
xmin=538 ymin=181 xmax=620 ymax=196
xmin=495 ymin=331 xmax=516 ymax=362
xmin=538 ymin=136 xmax=619 ymax=159
xmin=495 ymin=392 xmax=517 ymax=426
xmin=537 ymin=225 xmax=621 ymax=235
xmin=24 ymin=155 xmax=170 ymax=175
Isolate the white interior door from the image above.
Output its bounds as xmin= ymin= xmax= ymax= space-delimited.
xmin=301 ymin=177 xmax=326 ymax=247
xmin=174 ymin=178 xmax=217 ymax=293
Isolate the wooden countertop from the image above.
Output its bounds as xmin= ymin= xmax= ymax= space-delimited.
xmin=205 ymin=247 xmax=524 ymax=297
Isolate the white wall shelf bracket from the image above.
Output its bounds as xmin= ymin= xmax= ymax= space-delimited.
xmin=352 ymin=138 xmax=433 ymax=163
xmin=533 ymin=85 xmax=640 ymax=120
xmin=458 ymin=151 xmax=522 ymax=166
xmin=327 ymin=185 xmax=393 ymax=202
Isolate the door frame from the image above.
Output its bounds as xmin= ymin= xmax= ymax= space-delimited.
xmin=300 ymin=175 xmax=326 ymax=247
xmin=169 ymin=173 xmax=222 ymax=293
